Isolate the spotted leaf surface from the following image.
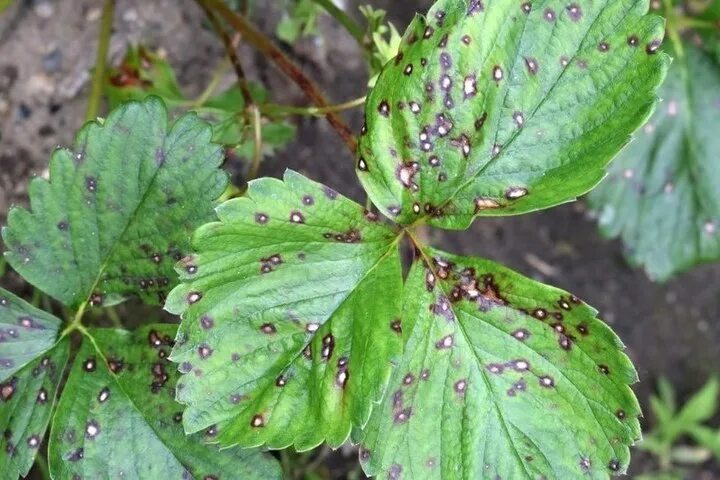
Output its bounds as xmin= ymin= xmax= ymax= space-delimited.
xmin=589 ymin=41 xmax=720 ymax=280
xmin=1 ymin=338 xmax=69 ymax=479
xmin=166 ymin=170 xmax=402 ymax=451
xmin=48 ymin=325 xmax=281 ymax=479
xmin=0 ymin=288 xmax=62 ymax=382
xmin=2 ymin=97 xmax=227 ymax=308
xmin=356 ymin=0 xmax=669 ymax=229
xmin=360 ymin=248 xmax=640 ymax=479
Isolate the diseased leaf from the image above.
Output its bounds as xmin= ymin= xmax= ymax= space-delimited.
xmin=2 ymin=97 xmax=227 ymax=308
xmin=1 ymin=338 xmax=69 ymax=479
xmin=106 ymin=45 xmax=297 ymax=171
xmin=356 ymin=0 xmax=669 ymax=229
xmin=360 ymin=248 xmax=640 ymax=479
xmin=48 ymin=325 xmax=281 ymax=479
xmin=0 ymin=288 xmax=62 ymax=381
xmin=166 ymin=170 xmax=402 ymax=451
xmin=589 ymin=42 xmax=720 ymax=280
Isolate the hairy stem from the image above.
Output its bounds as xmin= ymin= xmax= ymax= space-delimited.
xmin=198 ymin=0 xmax=358 ymax=154
xmin=248 ymin=104 xmax=263 ymax=181
xmin=85 ymin=0 xmax=115 ymax=122
xmin=311 ymin=0 xmax=364 ymax=45
xmin=260 ymin=96 xmax=366 ymax=117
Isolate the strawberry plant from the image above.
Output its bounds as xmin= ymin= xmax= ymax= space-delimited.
xmin=589 ymin=0 xmax=720 ymax=281
xmin=0 ymin=0 xmax=670 ymax=479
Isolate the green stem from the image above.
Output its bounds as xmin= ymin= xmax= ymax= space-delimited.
xmin=34 ymin=452 xmax=50 ymax=480
xmin=85 ymin=0 xmax=115 ymax=122
xmin=261 ymin=96 xmax=366 ymax=117
xmin=312 ymin=0 xmax=364 ymax=45
xmin=189 ymin=58 xmax=230 ymax=108
xmin=247 ymin=105 xmax=263 ymax=181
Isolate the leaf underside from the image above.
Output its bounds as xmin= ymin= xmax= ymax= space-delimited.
xmin=1 ymin=337 xmax=68 ymax=479
xmin=2 ymin=97 xmax=227 ymax=308
xmin=589 ymin=41 xmax=720 ymax=280
xmin=356 ymin=0 xmax=669 ymax=229
xmin=360 ymin=248 xmax=640 ymax=479
xmin=166 ymin=170 xmax=403 ymax=451
xmin=49 ymin=325 xmax=281 ymax=479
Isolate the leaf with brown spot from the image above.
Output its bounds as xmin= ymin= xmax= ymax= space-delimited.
xmin=360 ymin=247 xmax=640 ymax=478
xmin=357 ymin=0 xmax=669 ymax=229
xmin=2 ymin=97 xmax=227 ymax=308
xmin=589 ymin=41 xmax=720 ymax=280
xmin=166 ymin=170 xmax=403 ymax=451
xmin=0 ymin=337 xmax=68 ymax=479
xmin=48 ymin=325 xmax=280 ymax=479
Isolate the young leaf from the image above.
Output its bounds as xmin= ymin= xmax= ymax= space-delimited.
xmin=360 ymin=248 xmax=640 ymax=478
xmin=2 ymin=97 xmax=227 ymax=308
xmin=1 ymin=338 xmax=69 ymax=479
xmin=48 ymin=325 xmax=281 ymax=479
xmin=356 ymin=0 xmax=669 ymax=229
xmin=166 ymin=170 xmax=403 ymax=451
xmin=589 ymin=42 xmax=720 ymax=280
xmin=0 ymin=288 xmax=62 ymax=381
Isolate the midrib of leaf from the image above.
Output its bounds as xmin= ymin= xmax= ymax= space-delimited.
xmin=411 ymin=239 xmax=625 ymax=476
xmin=411 ymin=4 xmax=628 ymax=225
xmin=409 ymin=241 xmax=534 ymax=478
xmin=216 ymin=233 xmax=403 ymax=434
xmin=75 ymin=329 xmax=187 ymax=469
xmin=73 ymin=123 xmax=170 ymax=313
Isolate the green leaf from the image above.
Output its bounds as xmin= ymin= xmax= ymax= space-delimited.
xmin=360 ymin=248 xmax=640 ymax=478
xmin=0 ymin=288 xmax=62 ymax=381
xmin=356 ymin=0 xmax=669 ymax=229
xmin=105 ymin=46 xmax=186 ymax=110
xmin=276 ymin=0 xmax=323 ymax=43
xmin=2 ymin=97 xmax=227 ymax=308
xmin=689 ymin=425 xmax=720 ymax=459
xmin=675 ymin=376 xmax=719 ymax=427
xmin=166 ymin=170 xmax=403 ymax=451
xmin=49 ymin=325 xmax=281 ymax=479
xmin=589 ymin=42 xmax=720 ymax=280
xmin=1 ymin=338 xmax=69 ymax=479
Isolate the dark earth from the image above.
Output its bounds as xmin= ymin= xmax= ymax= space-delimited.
xmin=0 ymin=0 xmax=718 ymax=478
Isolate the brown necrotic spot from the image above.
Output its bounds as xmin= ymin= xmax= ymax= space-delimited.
xmin=27 ymin=434 xmax=40 ymax=448
xmin=85 ymin=420 xmax=100 ymax=439
xmin=616 ymin=409 xmax=626 ymax=420
xmin=512 ymin=328 xmax=530 ymax=341
xmin=435 ymin=335 xmax=454 ymax=349
xmin=37 ymin=388 xmax=47 ymax=404
xmin=599 ymin=364 xmax=610 ymax=375
xmin=57 ymin=221 xmax=69 ymax=231
xmin=275 ymin=375 xmax=287 ymax=387
xmin=566 ymin=3 xmax=582 ymax=21
xmin=378 ymin=100 xmax=390 ymax=117
xmin=198 ymin=344 xmax=213 ymax=359
xmin=646 ymin=40 xmax=661 ymax=54
xmin=628 ymin=35 xmax=639 ymax=47
xmin=576 ymin=323 xmax=589 ymax=335
xmin=608 ymin=459 xmax=621 ymax=472
xmin=260 ymin=323 xmax=276 ymax=334
xmin=83 ymin=358 xmax=96 ymax=372
xmin=251 ymin=414 xmax=265 ymax=428
xmin=98 ymin=387 xmax=110 ymax=403
xmin=462 ymin=35 xmax=472 ymax=45
xmin=289 ymin=211 xmax=305 ymax=224
xmin=454 ymin=379 xmax=467 ymax=395
xmin=467 ymin=0 xmax=483 ymax=15
xmin=487 ymin=363 xmax=504 ymax=374
xmin=580 ymin=457 xmax=591 ymax=472
xmin=394 ymin=407 xmax=412 ymax=424
xmin=321 ymin=333 xmax=335 ymax=361
xmin=506 ymin=187 xmax=529 ymax=200
xmin=403 ymin=64 xmax=414 ymax=75
xmin=539 ymin=375 xmax=555 ymax=388
xmin=396 ymin=162 xmax=419 ymax=190
xmin=524 ymin=57 xmax=539 ymax=75
xmin=598 ymin=42 xmax=610 ymax=52
xmin=200 ymin=315 xmax=214 ymax=330
xmin=492 ymin=65 xmax=503 ymax=82
xmin=255 ymin=213 xmax=269 ymax=224
xmin=1 ymin=378 xmax=17 ymax=401
xmin=302 ymin=195 xmax=315 ymax=206
xmin=187 ymin=292 xmax=202 ymax=304
xmin=85 ymin=176 xmax=97 ymax=192
xmin=512 ymin=359 xmax=530 ymax=371
xmin=544 ymin=8 xmax=555 ymax=21
xmin=388 ymin=464 xmax=402 ymax=480
xmin=521 ymin=2 xmax=531 ymax=13
xmin=390 ymin=319 xmax=402 ymax=334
